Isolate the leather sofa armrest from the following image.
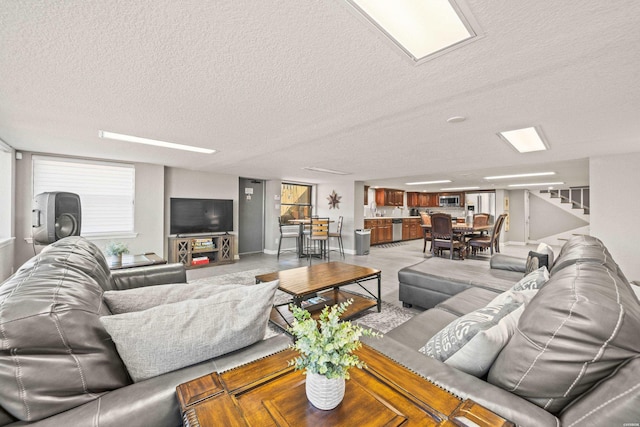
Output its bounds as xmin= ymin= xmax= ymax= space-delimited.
xmin=362 ymin=335 xmax=559 ymax=427
xmin=110 ymin=263 xmax=187 ymax=290
xmin=490 ymin=253 xmax=527 ymax=273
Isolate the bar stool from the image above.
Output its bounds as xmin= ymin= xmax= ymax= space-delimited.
xmin=277 ymin=217 xmax=300 ymax=259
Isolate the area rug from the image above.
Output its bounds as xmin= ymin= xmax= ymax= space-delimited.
xmin=188 ymin=268 xmax=416 ymax=336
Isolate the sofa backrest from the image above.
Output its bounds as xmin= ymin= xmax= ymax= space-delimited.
xmin=550 ymin=234 xmax=622 ymax=277
xmin=488 ymin=235 xmax=640 ymax=420
xmin=0 ymin=237 xmax=131 ymax=422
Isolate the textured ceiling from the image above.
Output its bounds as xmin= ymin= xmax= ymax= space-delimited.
xmin=1 ymin=0 xmax=639 ymax=190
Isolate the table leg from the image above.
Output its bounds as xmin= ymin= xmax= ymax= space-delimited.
xmin=377 ymin=272 xmax=381 ymax=312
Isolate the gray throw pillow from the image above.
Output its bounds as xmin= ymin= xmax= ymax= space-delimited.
xmin=511 ymin=266 xmax=549 ymax=292
xmin=419 ymin=289 xmax=538 ymax=377
xmin=103 ymin=281 xmax=245 ymax=314
xmin=100 ymin=279 xmax=279 ymax=382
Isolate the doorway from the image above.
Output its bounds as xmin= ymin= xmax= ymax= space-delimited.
xmin=238 ymin=178 xmax=265 ymax=254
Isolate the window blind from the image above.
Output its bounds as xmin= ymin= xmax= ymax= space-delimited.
xmin=32 ymin=156 xmax=135 ymax=236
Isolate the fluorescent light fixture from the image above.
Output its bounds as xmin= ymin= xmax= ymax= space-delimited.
xmin=406 ymin=179 xmax=452 ymax=185
xmin=508 ymin=182 xmax=564 ymax=188
xmin=485 ymin=172 xmax=556 ymax=180
xmin=346 ymin=0 xmax=477 ymax=63
xmin=440 ymin=186 xmax=480 ymax=191
xmin=98 ymin=130 xmax=216 ymax=154
xmin=498 ymin=127 xmax=548 ymax=153
xmin=303 ymin=167 xmax=351 ymax=175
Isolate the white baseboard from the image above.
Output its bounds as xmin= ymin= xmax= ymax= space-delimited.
xmin=504 ymin=241 xmax=526 ymax=246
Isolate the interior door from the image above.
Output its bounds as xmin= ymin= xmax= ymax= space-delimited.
xmin=238 ymin=178 xmax=265 ymax=254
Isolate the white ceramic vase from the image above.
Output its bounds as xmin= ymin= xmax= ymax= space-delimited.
xmin=305 ymin=372 xmax=345 ymax=410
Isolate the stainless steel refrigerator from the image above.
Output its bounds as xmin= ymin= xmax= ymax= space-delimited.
xmin=465 ymin=192 xmax=496 ymax=223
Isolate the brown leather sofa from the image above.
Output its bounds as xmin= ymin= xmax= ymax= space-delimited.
xmin=0 ymin=237 xmax=290 ymax=427
xmin=368 ymin=235 xmax=640 ymax=426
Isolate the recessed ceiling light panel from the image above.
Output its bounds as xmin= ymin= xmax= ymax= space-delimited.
xmin=440 ymin=186 xmax=480 ymax=191
xmin=303 ymin=167 xmax=351 ymax=175
xmin=485 ymin=172 xmax=555 ymax=180
xmin=405 ymin=179 xmax=452 ymax=185
xmin=498 ymin=126 xmax=548 ymax=153
xmin=345 ymin=0 xmax=479 ymax=63
xmin=98 ymin=130 xmax=215 ymax=154
xmin=508 ymin=182 xmax=564 ymax=188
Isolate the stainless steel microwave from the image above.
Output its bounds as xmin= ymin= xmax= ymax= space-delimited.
xmin=439 ymin=195 xmax=460 ymax=207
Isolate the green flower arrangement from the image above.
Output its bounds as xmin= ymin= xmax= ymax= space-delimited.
xmin=105 ymin=241 xmax=130 ymax=257
xmin=288 ymin=299 xmax=380 ymax=379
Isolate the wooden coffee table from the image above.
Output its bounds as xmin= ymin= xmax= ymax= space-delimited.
xmin=176 ymin=344 xmax=514 ymax=426
xmin=255 ymin=262 xmax=381 ymax=331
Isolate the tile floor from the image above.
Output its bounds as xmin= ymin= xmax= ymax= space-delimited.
xmin=187 ymin=238 xmax=550 ymax=314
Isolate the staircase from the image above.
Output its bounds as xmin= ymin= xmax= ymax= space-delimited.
xmin=534 ymin=187 xmax=590 ymax=244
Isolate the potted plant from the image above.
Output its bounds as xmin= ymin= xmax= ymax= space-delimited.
xmin=104 ymin=241 xmax=129 ymax=262
xmin=288 ymin=299 xmax=379 ymax=410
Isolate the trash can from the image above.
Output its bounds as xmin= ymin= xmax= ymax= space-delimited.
xmin=355 ymin=229 xmax=371 ymax=255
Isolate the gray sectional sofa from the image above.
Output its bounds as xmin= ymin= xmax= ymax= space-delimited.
xmin=0 ymin=237 xmax=290 ymax=427
xmin=365 ymin=234 xmax=640 ymax=426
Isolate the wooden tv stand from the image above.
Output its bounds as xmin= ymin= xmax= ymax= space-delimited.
xmin=168 ymin=234 xmax=235 ymax=269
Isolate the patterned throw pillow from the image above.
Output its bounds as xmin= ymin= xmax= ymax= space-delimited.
xmin=419 ymin=289 xmax=538 ymax=377
xmin=511 ymin=266 xmax=549 ymax=292
xmin=525 ymin=251 xmax=549 ymax=274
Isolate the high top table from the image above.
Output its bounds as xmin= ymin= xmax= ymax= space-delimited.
xmin=255 ymin=262 xmax=381 ymax=331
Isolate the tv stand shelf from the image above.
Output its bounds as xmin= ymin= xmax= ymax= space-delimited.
xmin=168 ymin=234 xmax=235 ymax=269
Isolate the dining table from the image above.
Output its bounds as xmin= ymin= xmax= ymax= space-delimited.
xmin=421 ymin=222 xmax=493 ymax=255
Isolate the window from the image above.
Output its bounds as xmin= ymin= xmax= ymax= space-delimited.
xmin=280 ymin=183 xmax=312 ymax=223
xmin=32 ymin=155 xmax=135 ymax=237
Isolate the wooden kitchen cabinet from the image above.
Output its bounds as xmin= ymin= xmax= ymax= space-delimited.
xmin=402 ymin=218 xmax=421 ymax=240
xmin=365 ymin=218 xmax=392 ymax=245
xmin=375 ymin=188 xmax=405 ymax=207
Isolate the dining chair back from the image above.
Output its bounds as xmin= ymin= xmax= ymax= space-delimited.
xmin=468 ymin=213 xmax=507 ymax=256
xmin=329 ymin=216 xmax=344 ymax=258
xmin=306 ymin=217 xmax=330 ymax=264
xmin=277 ymin=217 xmax=300 ymax=259
xmin=419 ymin=212 xmax=432 ymax=253
xmin=431 ymin=213 xmax=466 ymax=260
xmin=473 ymin=213 xmax=490 ymax=227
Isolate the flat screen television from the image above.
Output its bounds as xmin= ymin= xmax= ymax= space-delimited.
xmin=170 ymin=198 xmax=233 ymax=235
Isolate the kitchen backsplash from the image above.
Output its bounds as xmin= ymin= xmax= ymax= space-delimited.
xmin=364 ymin=205 xmax=466 ymax=218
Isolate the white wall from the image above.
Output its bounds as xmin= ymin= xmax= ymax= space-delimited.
xmin=316 ymin=182 xmax=356 ymax=254
xmin=13 ymin=152 xmax=166 ymax=268
xmin=164 ymin=167 xmax=239 ymax=257
xmin=0 ymin=150 xmax=15 ymax=281
xmin=591 ymin=152 xmax=640 ymax=281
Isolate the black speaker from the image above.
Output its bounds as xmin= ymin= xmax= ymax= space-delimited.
xmin=32 ymin=192 xmax=82 ymax=244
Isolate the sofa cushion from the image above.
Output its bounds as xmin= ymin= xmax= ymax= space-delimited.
xmin=100 ymin=280 xmax=279 ymax=382
xmin=435 ymin=287 xmax=500 ymax=316
xmin=0 ymin=237 xmax=130 ymax=422
xmin=385 ymin=308 xmax=459 ymax=351
xmin=420 ymin=289 xmax=537 ymax=377
xmin=488 ymin=263 xmax=640 ymax=414
xmin=103 ymin=281 xmax=246 ymax=313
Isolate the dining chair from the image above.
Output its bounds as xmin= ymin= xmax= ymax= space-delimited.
xmin=468 ymin=214 xmax=507 ymax=256
xmin=472 ymin=213 xmax=490 ymax=227
xmin=306 ymin=217 xmax=330 ymax=264
xmin=419 ymin=212 xmax=432 ymax=253
xmin=329 ymin=216 xmax=344 ymax=258
xmin=277 ymin=217 xmax=301 ymax=259
xmin=431 ymin=213 xmax=466 ymax=260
